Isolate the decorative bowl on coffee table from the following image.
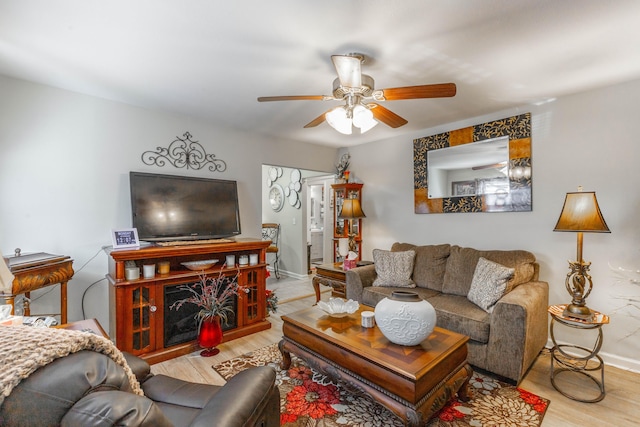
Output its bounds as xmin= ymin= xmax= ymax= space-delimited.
xmin=317 ymin=298 xmax=359 ymax=318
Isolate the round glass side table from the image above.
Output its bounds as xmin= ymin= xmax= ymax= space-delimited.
xmin=548 ymin=304 xmax=609 ymax=403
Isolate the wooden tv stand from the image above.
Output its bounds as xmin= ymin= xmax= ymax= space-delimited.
xmin=107 ymin=238 xmax=271 ymax=364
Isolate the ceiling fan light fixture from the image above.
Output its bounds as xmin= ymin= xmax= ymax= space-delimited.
xmin=352 ymin=105 xmax=378 ymax=133
xmin=326 ymin=106 xmax=352 ymax=135
xmin=258 ymin=54 xmax=457 ymax=132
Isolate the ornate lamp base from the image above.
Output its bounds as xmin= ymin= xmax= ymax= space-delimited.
xmin=563 ymin=303 xmax=593 ymax=321
xmin=563 ymin=260 xmax=595 ymax=321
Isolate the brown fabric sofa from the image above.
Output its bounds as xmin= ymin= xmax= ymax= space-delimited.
xmin=345 ymin=243 xmax=549 ymax=384
xmin=0 ymin=349 xmax=280 ymax=426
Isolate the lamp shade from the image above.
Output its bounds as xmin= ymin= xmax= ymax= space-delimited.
xmin=325 ymin=107 xmax=352 ymax=135
xmin=338 ymin=198 xmax=366 ymax=219
xmin=553 ymin=191 xmax=610 ymax=233
xmin=352 ymin=105 xmax=378 ymax=133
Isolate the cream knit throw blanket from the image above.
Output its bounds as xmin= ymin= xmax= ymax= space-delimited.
xmin=0 ymin=325 xmax=143 ymax=407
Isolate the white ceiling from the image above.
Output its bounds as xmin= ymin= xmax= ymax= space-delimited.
xmin=2 ymin=0 xmax=640 ymax=148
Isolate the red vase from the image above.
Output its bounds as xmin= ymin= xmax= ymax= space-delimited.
xmin=198 ymin=315 xmax=223 ymax=357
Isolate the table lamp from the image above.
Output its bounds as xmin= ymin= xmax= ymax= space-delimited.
xmin=553 ymin=189 xmax=610 ymax=320
xmin=338 ymin=198 xmax=366 ymax=253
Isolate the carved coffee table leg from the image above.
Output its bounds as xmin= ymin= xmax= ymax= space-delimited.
xmin=405 ymin=409 xmax=425 ymax=427
xmin=457 ymin=364 xmax=474 ymax=402
xmin=278 ymin=339 xmax=292 ymax=370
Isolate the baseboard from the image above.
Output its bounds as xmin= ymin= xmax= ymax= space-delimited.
xmin=545 ymin=339 xmax=640 ymax=373
xmin=599 ymin=351 xmax=640 ymax=373
xmin=266 ymin=267 xmax=310 ymax=280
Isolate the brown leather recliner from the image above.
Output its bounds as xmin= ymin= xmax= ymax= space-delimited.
xmin=0 ymin=350 xmax=280 ymax=427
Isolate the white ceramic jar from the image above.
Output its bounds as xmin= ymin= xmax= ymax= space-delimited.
xmin=374 ymin=291 xmax=436 ymax=346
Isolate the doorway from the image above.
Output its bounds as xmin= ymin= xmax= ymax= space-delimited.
xmin=262 ymin=165 xmax=333 ymax=278
xmin=305 ymin=175 xmax=335 ymax=267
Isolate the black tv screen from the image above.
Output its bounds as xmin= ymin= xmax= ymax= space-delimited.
xmin=130 ymin=172 xmax=241 ymax=241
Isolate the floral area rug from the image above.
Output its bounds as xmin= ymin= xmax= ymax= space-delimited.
xmin=213 ymin=343 xmax=549 ymax=427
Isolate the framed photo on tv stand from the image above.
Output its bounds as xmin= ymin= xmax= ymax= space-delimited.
xmin=112 ymin=228 xmax=140 ymax=249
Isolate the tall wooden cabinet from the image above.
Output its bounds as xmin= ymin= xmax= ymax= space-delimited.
xmin=331 ymin=183 xmax=364 ymax=262
xmin=107 ymin=238 xmax=271 ymax=364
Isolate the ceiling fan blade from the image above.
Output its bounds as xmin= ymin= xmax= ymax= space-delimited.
xmin=257 ymin=95 xmax=326 ymax=102
xmin=368 ymin=104 xmax=408 ymax=128
xmin=379 ymin=83 xmax=457 ymax=100
xmin=303 ymin=110 xmax=330 ymax=128
xmin=472 ymin=162 xmax=508 ymax=171
xmin=331 ymin=55 xmax=362 ymax=88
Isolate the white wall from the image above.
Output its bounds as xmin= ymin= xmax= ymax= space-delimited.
xmin=346 ymin=79 xmax=640 ymax=371
xmin=0 ymin=75 xmax=337 ymax=332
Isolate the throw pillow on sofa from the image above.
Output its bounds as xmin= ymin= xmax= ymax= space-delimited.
xmin=372 ymin=249 xmax=416 ymax=288
xmin=442 ymin=245 xmax=536 ymax=296
xmin=467 ymin=257 xmax=515 ymax=312
xmin=391 ymin=243 xmax=451 ymax=291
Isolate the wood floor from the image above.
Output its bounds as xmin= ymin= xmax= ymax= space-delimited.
xmin=152 ymin=282 xmax=639 ymax=426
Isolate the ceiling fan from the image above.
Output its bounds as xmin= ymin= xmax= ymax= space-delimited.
xmin=257 ymin=53 xmax=456 ymax=135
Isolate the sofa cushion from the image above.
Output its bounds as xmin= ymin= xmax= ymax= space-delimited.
xmin=428 ymin=294 xmax=491 ymax=343
xmin=372 ymin=249 xmax=416 ymax=288
xmin=467 ymin=257 xmax=515 ymax=312
xmin=391 ymin=243 xmax=450 ymax=291
xmin=442 ymin=246 xmax=536 ymax=296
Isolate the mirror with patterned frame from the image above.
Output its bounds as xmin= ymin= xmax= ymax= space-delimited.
xmin=413 ymin=113 xmax=532 ymax=214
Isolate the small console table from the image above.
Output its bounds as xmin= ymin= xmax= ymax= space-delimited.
xmin=548 ymin=304 xmax=609 ymax=403
xmin=2 ymin=251 xmax=74 ymax=324
xmin=312 ymin=263 xmax=347 ymax=303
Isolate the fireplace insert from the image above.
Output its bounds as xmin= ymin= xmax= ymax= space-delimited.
xmin=163 ymin=282 xmax=238 ymax=348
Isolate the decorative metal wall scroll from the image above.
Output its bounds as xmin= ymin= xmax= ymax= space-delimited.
xmin=141 ymin=132 xmax=227 ymax=172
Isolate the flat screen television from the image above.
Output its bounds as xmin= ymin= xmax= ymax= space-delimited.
xmin=130 ymin=172 xmax=241 ymax=242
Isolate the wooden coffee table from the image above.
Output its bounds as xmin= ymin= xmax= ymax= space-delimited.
xmin=279 ymin=305 xmax=472 ymax=426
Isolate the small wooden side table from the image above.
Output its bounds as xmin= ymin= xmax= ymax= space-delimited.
xmin=548 ymin=304 xmax=609 ymax=403
xmin=3 ymin=251 xmax=74 ymax=324
xmin=55 ymin=318 xmax=109 ymax=338
xmin=312 ymin=263 xmax=347 ymax=303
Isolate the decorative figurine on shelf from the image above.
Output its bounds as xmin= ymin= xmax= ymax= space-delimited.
xmin=170 ymin=268 xmax=243 ymax=357
xmin=335 ymin=153 xmax=350 ymax=182
xmin=338 ymin=238 xmax=350 ymax=262
xmin=266 ymin=289 xmax=278 ymax=314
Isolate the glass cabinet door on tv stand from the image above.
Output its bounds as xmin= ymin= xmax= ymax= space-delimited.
xmin=125 ymin=283 xmax=157 ymax=354
xmin=331 ymin=183 xmax=363 ymax=262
